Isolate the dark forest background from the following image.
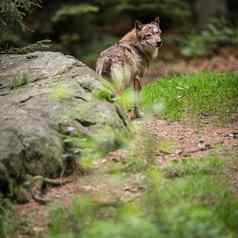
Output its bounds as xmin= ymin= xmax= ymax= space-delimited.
xmin=1 ymin=0 xmax=238 ymax=66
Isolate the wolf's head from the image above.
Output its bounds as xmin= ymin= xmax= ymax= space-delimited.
xmin=135 ymin=17 xmax=162 ymax=58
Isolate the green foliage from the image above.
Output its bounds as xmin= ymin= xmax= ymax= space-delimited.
xmin=52 ymin=4 xmax=99 ymax=23
xmin=115 ymin=0 xmax=191 ymax=21
xmin=119 ymin=72 xmax=238 ymax=122
xmin=181 ymin=19 xmax=238 ymax=57
xmin=0 ymin=0 xmax=41 ymax=31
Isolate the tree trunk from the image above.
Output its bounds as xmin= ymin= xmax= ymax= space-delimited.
xmin=194 ymin=0 xmax=227 ymax=28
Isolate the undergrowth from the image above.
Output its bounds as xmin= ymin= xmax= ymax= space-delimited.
xmin=119 ymin=72 xmax=238 ymax=122
xmin=48 ymin=153 xmax=238 ymax=238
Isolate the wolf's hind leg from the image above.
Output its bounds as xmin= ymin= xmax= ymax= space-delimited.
xmin=131 ymin=77 xmax=143 ymax=119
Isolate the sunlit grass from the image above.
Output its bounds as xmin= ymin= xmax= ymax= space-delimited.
xmin=119 ymin=72 xmax=238 ymax=122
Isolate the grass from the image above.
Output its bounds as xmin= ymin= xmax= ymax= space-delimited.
xmin=118 ymin=72 xmax=238 ymax=122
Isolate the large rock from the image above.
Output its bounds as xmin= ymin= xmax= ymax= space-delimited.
xmin=0 ymin=51 xmax=128 ymax=199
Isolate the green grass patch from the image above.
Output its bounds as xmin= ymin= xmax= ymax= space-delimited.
xmin=119 ymin=72 xmax=238 ymax=122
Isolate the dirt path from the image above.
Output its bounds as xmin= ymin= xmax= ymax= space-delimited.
xmin=145 ymin=119 xmax=238 ymax=163
xmin=15 ymin=117 xmax=238 ymax=236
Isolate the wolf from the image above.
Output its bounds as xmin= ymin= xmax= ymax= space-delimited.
xmin=96 ymin=17 xmax=162 ymax=118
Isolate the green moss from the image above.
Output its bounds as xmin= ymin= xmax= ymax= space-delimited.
xmin=49 ymin=84 xmax=74 ymax=101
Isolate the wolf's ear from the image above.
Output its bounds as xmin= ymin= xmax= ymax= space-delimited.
xmin=154 ymin=16 xmax=160 ymax=25
xmin=135 ymin=20 xmax=143 ymax=31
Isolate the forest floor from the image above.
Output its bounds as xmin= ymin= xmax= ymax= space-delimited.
xmin=14 ymin=48 xmax=238 ymax=237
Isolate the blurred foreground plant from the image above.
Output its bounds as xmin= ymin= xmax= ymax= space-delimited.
xmin=48 ymin=154 xmax=238 ymax=238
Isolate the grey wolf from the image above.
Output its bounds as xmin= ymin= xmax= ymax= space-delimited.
xmin=96 ymin=17 xmax=162 ymax=118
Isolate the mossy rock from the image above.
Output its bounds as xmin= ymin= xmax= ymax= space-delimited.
xmin=0 ymin=51 xmax=128 ymax=201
